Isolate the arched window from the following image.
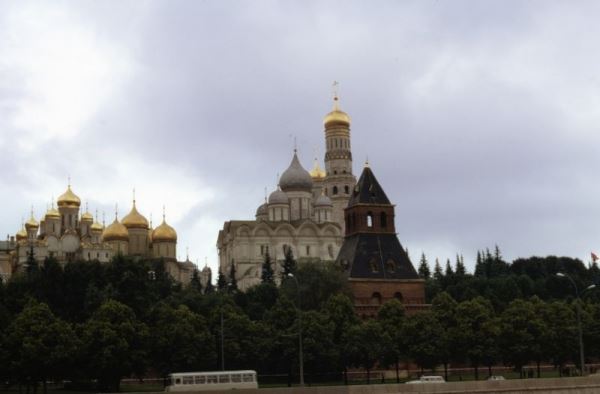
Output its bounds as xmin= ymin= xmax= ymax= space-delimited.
xmin=333 ymin=186 xmax=338 ymax=195
xmin=344 ymin=185 xmax=349 ymax=194
xmin=371 ymin=292 xmax=382 ymax=305
xmin=386 ymin=258 xmax=396 ymax=273
xmin=380 ymin=212 xmax=387 ymax=228
xmin=394 ymin=292 xmax=403 ymax=301
xmin=367 ymin=212 xmax=373 ymax=228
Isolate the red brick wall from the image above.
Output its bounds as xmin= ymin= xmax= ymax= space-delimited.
xmin=349 ymin=278 xmax=427 ymax=318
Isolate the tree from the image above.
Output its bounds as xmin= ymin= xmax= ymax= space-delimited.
xmin=455 ymin=254 xmax=467 ymax=276
xmin=148 ymin=303 xmax=215 ymax=377
xmin=418 ymin=253 xmax=430 ymax=279
xmin=228 ymin=263 xmax=238 ymax=293
xmin=445 ymin=258 xmax=454 ymax=277
xmin=217 ymin=270 xmax=228 ymax=292
xmin=204 ymin=271 xmax=215 ymax=294
xmin=282 ymin=247 xmax=297 ymax=278
xmin=80 ymin=300 xmax=149 ymax=391
xmin=402 ymin=311 xmax=443 ymax=373
xmin=325 ymin=293 xmax=358 ymax=383
xmin=261 ymin=252 xmax=275 ymax=284
xmin=378 ymin=299 xmax=406 ymax=382
xmin=26 ymin=245 xmax=38 ymax=275
xmin=189 ymin=270 xmax=203 ymax=293
xmin=4 ymin=301 xmax=78 ymax=393
xmin=344 ymin=320 xmax=388 ymax=384
xmin=433 ymin=259 xmax=443 ymax=281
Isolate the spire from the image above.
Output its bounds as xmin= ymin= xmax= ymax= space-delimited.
xmin=114 ymin=203 xmax=118 ymax=220
xmin=102 ymin=211 xmax=106 ymax=227
xmin=264 ymin=187 xmax=267 ymax=203
xmin=332 ymin=80 xmax=340 ymax=110
xmin=133 ymin=188 xmax=136 ymax=205
xmin=149 ymin=213 xmax=153 ymax=228
xmin=365 ymin=156 xmax=370 ymax=168
xmin=162 ymin=205 xmax=166 ymax=222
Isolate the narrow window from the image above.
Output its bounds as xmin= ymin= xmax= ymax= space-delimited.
xmin=344 ymin=185 xmax=349 ymax=194
xmin=333 ymin=186 xmax=338 ymax=195
xmin=367 ymin=212 xmax=373 ymax=228
xmin=306 ymin=245 xmax=310 ymax=256
xmin=371 ymin=292 xmax=382 ymax=305
xmin=380 ymin=212 xmax=387 ymax=228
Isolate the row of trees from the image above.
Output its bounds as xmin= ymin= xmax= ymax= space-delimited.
xmin=1 ymin=248 xmax=599 ymax=392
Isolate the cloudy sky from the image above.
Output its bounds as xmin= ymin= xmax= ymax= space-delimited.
xmin=1 ymin=0 xmax=600 ymax=273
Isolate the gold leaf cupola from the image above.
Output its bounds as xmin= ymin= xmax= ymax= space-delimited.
xmin=57 ymin=183 xmax=81 ymax=208
xmin=122 ymin=192 xmax=149 ymax=230
xmin=309 ymin=158 xmax=326 ymax=180
xmin=102 ymin=209 xmax=129 ymax=242
xmin=152 ymin=209 xmax=177 ymax=242
xmin=323 ymin=87 xmax=350 ymax=129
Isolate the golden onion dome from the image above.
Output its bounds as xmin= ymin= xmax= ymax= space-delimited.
xmin=152 ymin=218 xmax=177 ymax=243
xmin=324 ymin=96 xmax=350 ymax=129
xmin=122 ymin=201 xmax=149 ymax=229
xmin=309 ymin=158 xmax=326 ymax=179
xmin=90 ymin=222 xmax=103 ymax=232
xmin=45 ymin=207 xmax=60 ymax=219
xmin=102 ymin=218 xmax=129 ymax=242
xmin=16 ymin=226 xmax=27 ymax=241
xmin=25 ymin=214 xmax=39 ymax=229
xmin=57 ymin=185 xmax=81 ymax=208
xmin=81 ymin=211 xmax=94 ymax=222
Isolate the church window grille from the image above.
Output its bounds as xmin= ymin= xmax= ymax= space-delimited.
xmin=380 ymin=212 xmax=387 ymax=228
xmin=367 ymin=212 xmax=373 ymax=228
xmin=386 ymin=259 xmax=396 ymax=273
xmin=333 ymin=186 xmax=338 ymax=195
xmin=369 ymin=257 xmax=379 ymax=273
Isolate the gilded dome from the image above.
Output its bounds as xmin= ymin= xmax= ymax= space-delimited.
xmin=268 ymin=187 xmax=289 ymax=205
xmin=279 ymin=151 xmax=313 ymax=192
xmin=315 ymin=193 xmax=333 ymax=207
xmin=45 ymin=207 xmax=60 ymax=219
xmin=25 ymin=214 xmax=39 ymax=229
xmin=16 ymin=226 xmax=27 ymax=240
xmin=152 ymin=219 xmax=177 ymax=243
xmin=81 ymin=211 xmax=94 ymax=222
xmin=102 ymin=218 xmax=129 ymax=242
xmin=324 ymin=97 xmax=350 ymax=129
xmin=309 ymin=158 xmax=326 ymax=179
xmin=90 ymin=221 xmax=104 ymax=232
xmin=57 ymin=185 xmax=81 ymax=208
xmin=122 ymin=201 xmax=149 ymax=229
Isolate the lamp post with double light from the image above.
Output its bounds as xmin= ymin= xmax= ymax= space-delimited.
xmin=556 ymin=272 xmax=596 ymax=376
xmin=287 ymin=273 xmax=304 ymax=387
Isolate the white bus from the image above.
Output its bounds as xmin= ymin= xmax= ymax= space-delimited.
xmin=166 ymin=370 xmax=258 ymax=391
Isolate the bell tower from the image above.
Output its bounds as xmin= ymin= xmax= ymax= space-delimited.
xmin=322 ymin=83 xmax=356 ymax=232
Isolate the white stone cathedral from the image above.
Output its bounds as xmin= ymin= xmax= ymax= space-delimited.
xmin=217 ymin=93 xmax=357 ymax=291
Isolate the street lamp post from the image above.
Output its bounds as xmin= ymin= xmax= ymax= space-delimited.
xmin=287 ymin=273 xmax=304 ymax=387
xmin=556 ymin=272 xmax=596 ymax=376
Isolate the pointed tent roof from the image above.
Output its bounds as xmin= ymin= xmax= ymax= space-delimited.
xmin=347 ymin=165 xmax=390 ymax=206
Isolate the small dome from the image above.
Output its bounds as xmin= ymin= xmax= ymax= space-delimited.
xmin=90 ymin=221 xmax=103 ymax=232
xmin=16 ymin=226 xmax=27 ymax=241
xmin=25 ymin=215 xmax=39 ymax=229
xmin=57 ymin=185 xmax=81 ymax=208
xmin=324 ymin=96 xmax=350 ymax=129
xmin=102 ymin=218 xmax=129 ymax=242
xmin=309 ymin=159 xmax=326 ymax=180
xmin=45 ymin=207 xmax=60 ymax=219
xmin=255 ymin=202 xmax=268 ymax=217
xmin=122 ymin=201 xmax=149 ymax=229
xmin=152 ymin=219 xmax=177 ymax=243
xmin=202 ymin=265 xmax=211 ymax=273
xmin=315 ymin=193 xmax=332 ymax=207
xmin=279 ymin=151 xmax=313 ymax=192
xmin=268 ymin=188 xmax=289 ymax=205
xmin=81 ymin=211 xmax=94 ymax=222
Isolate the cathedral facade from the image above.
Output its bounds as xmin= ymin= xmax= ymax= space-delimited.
xmin=217 ymin=95 xmax=357 ymax=291
xmin=0 ymin=185 xmax=209 ymax=286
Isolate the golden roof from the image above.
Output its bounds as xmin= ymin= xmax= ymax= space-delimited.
xmin=91 ymin=221 xmax=104 ymax=232
xmin=81 ymin=211 xmax=94 ymax=222
xmin=152 ymin=219 xmax=177 ymax=243
xmin=324 ymin=96 xmax=350 ymax=128
xmin=309 ymin=158 xmax=326 ymax=179
xmin=102 ymin=218 xmax=129 ymax=242
xmin=57 ymin=185 xmax=81 ymax=208
xmin=45 ymin=207 xmax=60 ymax=219
xmin=25 ymin=213 xmax=39 ymax=229
xmin=122 ymin=201 xmax=149 ymax=229
xmin=16 ymin=226 xmax=27 ymax=240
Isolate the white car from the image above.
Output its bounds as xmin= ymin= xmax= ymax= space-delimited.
xmin=406 ymin=375 xmax=446 ymax=384
xmin=487 ymin=375 xmax=506 ymax=381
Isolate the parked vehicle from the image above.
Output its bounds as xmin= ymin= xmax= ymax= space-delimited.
xmin=487 ymin=375 xmax=506 ymax=381
xmin=406 ymin=375 xmax=446 ymax=384
xmin=166 ymin=371 xmax=258 ymax=391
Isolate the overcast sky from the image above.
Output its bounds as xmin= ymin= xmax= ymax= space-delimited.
xmin=1 ymin=0 xmax=600 ymax=274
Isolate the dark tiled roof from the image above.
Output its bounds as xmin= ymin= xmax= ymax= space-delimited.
xmin=336 ymin=233 xmax=419 ymax=280
xmin=348 ymin=166 xmax=390 ymax=206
